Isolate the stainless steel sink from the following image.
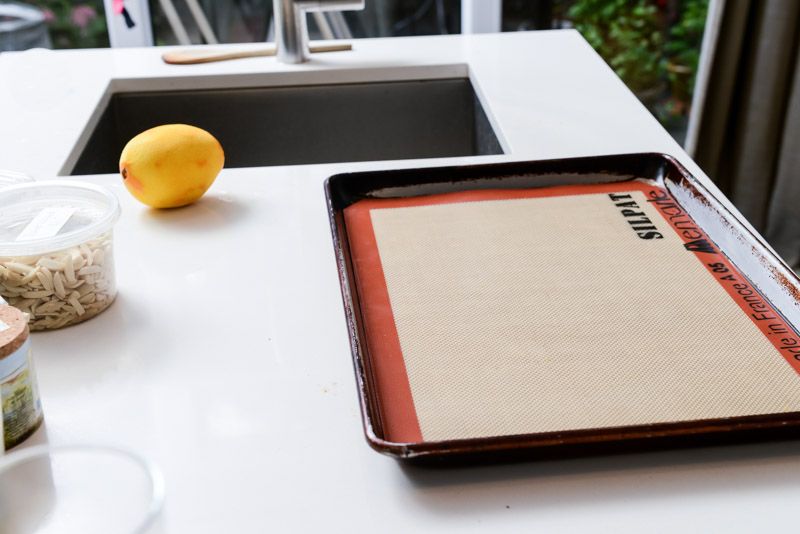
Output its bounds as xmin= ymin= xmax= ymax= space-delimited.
xmin=68 ymin=78 xmax=503 ymax=175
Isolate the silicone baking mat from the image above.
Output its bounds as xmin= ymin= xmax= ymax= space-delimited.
xmin=344 ymin=180 xmax=800 ymax=444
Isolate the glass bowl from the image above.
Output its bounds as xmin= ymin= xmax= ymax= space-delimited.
xmin=0 ymin=444 xmax=164 ymax=534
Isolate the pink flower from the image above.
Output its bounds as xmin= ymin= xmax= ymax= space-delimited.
xmin=41 ymin=8 xmax=55 ymax=23
xmin=70 ymin=5 xmax=97 ymax=29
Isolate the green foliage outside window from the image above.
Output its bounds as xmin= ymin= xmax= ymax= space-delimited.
xmin=665 ymin=0 xmax=707 ymax=109
xmin=27 ymin=1 xmax=109 ymax=49
xmin=569 ymin=0 xmax=664 ymax=95
xmin=568 ymin=0 xmax=709 ymax=126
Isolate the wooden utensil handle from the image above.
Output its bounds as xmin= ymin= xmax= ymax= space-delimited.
xmin=162 ymin=43 xmax=352 ymax=65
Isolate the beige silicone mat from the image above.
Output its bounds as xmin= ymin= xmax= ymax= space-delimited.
xmin=369 ymin=189 xmax=800 ymax=442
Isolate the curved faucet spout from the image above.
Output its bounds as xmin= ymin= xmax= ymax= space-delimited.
xmin=273 ymin=0 xmax=364 ymax=64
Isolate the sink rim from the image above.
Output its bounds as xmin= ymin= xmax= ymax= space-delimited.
xmin=61 ymin=65 xmax=510 ymax=176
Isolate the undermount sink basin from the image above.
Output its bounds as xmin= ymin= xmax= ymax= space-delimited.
xmin=68 ymin=78 xmax=503 ymax=175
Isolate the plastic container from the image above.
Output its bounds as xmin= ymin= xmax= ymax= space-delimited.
xmin=0 ymin=304 xmax=43 ymax=452
xmin=0 ymin=182 xmax=121 ymax=331
xmin=0 ymin=444 xmax=165 ymax=533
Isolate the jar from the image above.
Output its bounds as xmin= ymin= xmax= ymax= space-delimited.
xmin=0 ymin=181 xmax=121 ymax=331
xmin=0 ymin=305 xmax=43 ymax=452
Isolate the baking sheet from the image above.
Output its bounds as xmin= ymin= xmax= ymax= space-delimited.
xmin=327 ymin=154 xmax=800 ymax=460
xmin=344 ymin=181 xmax=800 ymax=444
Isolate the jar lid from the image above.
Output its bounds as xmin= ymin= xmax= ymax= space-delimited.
xmin=0 ymin=181 xmax=120 ymax=257
xmin=0 ymin=305 xmax=27 ymax=359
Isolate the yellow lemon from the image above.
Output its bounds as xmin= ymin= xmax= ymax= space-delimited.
xmin=119 ymin=124 xmax=224 ymax=208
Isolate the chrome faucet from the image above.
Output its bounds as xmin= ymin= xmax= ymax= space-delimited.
xmin=273 ymin=0 xmax=365 ymax=64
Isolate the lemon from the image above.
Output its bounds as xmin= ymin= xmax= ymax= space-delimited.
xmin=119 ymin=124 xmax=224 ymax=208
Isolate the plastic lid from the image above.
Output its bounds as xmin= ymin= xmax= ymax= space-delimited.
xmin=0 ymin=169 xmax=34 ymax=189
xmin=0 ymin=181 xmax=120 ymax=257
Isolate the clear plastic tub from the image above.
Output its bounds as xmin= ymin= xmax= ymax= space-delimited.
xmin=0 ymin=182 xmax=121 ymax=331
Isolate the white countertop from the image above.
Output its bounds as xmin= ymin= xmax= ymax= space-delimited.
xmin=2 ymin=31 xmax=798 ymax=533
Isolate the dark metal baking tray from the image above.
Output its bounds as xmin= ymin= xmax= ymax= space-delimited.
xmin=324 ymin=153 xmax=800 ymax=464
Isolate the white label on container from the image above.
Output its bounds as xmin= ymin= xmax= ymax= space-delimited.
xmin=0 ymin=320 xmax=8 ymax=333
xmin=16 ymin=207 xmax=76 ymax=241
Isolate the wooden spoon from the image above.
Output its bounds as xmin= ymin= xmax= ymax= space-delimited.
xmin=162 ymin=43 xmax=352 ymax=65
